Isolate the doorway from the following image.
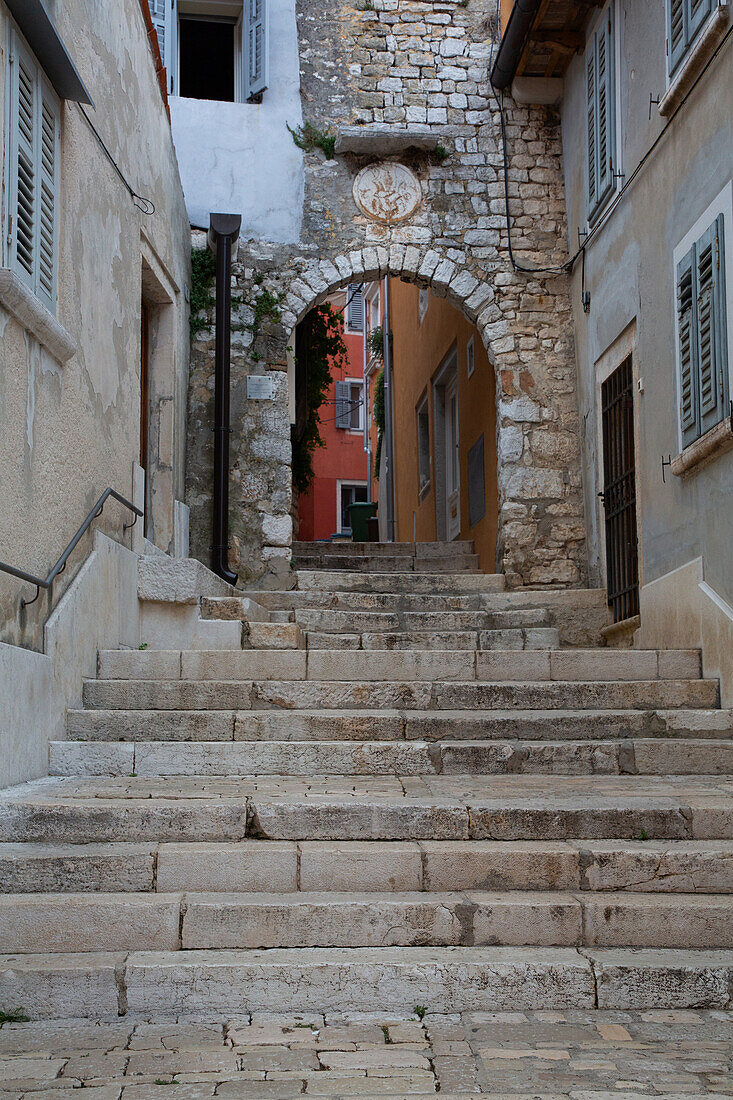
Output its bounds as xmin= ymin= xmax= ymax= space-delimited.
xmin=433 ymin=348 xmax=460 ymax=542
xmin=601 ymin=355 xmax=639 ymax=622
xmin=140 ymin=299 xmax=151 ymax=537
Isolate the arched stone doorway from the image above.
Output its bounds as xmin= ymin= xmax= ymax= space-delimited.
xmin=187 ymin=240 xmax=587 ymax=590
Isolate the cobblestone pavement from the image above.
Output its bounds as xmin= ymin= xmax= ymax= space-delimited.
xmin=0 ymin=1009 xmax=731 ymax=1097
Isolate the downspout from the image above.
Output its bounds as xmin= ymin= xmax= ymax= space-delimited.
xmin=489 ymin=0 xmax=542 ymax=90
xmin=362 ymin=292 xmax=372 ymax=501
xmin=208 ymin=212 xmax=242 ymax=585
xmin=382 ymin=275 xmax=396 ymax=542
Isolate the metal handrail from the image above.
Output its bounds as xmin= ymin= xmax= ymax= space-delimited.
xmin=0 ymin=487 xmax=143 ymax=608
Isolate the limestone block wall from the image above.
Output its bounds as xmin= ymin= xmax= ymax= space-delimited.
xmin=187 ymin=0 xmax=587 ymax=588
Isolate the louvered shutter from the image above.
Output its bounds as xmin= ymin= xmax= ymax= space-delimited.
xmin=245 ymin=0 xmax=269 ymax=100
xmin=149 ymin=0 xmax=167 ymax=68
xmin=586 ymin=48 xmax=596 ymax=211
xmin=668 ymin=0 xmax=687 ymax=74
xmin=677 ymin=246 xmax=699 ymax=447
xmin=688 ymin=0 xmax=714 ymax=44
xmin=347 ymin=284 xmax=364 ymax=331
xmin=9 ymin=36 xmax=38 ymax=292
xmin=37 ymin=81 xmax=59 ymax=311
xmin=697 ymin=214 xmax=728 ymax=435
xmin=595 ymin=9 xmax=615 ymax=208
xmin=335 ymin=379 xmax=350 ymax=429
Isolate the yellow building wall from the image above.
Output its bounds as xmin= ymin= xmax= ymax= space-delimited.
xmin=388 ymin=280 xmax=498 ymax=572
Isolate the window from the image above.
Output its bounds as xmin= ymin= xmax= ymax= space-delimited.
xmin=416 ymin=395 xmax=431 ymax=497
xmin=418 ymin=287 xmax=429 ymax=324
xmin=339 ymin=482 xmax=368 ymax=533
xmin=335 ymin=378 xmax=364 ymax=431
xmin=366 ymin=289 xmax=380 ymax=336
xmin=668 ymin=0 xmax=715 ymax=76
xmin=676 ymin=213 xmax=729 ymax=449
xmin=586 ymin=4 xmax=617 ymax=223
xmin=151 ymin=0 xmax=268 ymax=102
xmin=346 ymin=284 xmax=364 ymax=332
xmin=6 ymin=28 xmax=60 ymax=312
xmin=466 ymin=336 xmax=475 ymax=379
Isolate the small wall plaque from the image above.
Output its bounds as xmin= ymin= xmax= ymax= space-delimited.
xmin=247 ymin=375 xmax=275 ymax=400
xmin=352 ymin=162 xmax=422 ymax=225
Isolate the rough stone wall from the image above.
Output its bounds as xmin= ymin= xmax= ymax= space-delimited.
xmin=187 ymin=0 xmax=588 ymax=588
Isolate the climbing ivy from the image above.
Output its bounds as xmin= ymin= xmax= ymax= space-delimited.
xmin=189 ymin=247 xmax=216 ymax=338
xmin=292 ymin=304 xmax=349 ymax=495
xmin=373 ymin=366 xmax=385 ymax=475
xmin=287 ymin=121 xmax=336 ymax=160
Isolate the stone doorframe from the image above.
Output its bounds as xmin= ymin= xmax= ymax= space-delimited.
xmin=187 ymin=240 xmax=588 ymax=589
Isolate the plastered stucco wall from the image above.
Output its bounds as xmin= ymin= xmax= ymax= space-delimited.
xmin=560 ymin=0 xmax=733 ymax=605
xmin=169 ymin=0 xmax=304 ymax=237
xmin=390 ymin=280 xmax=498 ymax=573
xmin=0 ymin=0 xmax=191 ymax=650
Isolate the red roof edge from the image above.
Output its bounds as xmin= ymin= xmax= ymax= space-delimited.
xmin=139 ymin=0 xmax=170 ymax=121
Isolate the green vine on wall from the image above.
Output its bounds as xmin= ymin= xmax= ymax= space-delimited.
xmin=292 ymin=303 xmax=349 ymax=495
xmin=287 ymin=121 xmax=336 ymax=160
xmin=189 ymin=247 xmax=216 ymax=337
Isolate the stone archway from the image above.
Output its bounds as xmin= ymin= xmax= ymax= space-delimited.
xmin=187 ymin=241 xmax=587 ymax=590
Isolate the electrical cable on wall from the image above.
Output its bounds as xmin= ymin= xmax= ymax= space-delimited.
xmin=77 ymin=104 xmax=155 ymax=215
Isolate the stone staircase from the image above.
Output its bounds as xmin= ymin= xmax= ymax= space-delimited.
xmin=1 ymin=542 xmax=732 ymax=1019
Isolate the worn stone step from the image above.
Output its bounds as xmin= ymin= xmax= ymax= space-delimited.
xmin=293 ymin=554 xmax=481 ymax=573
xmin=293 ymin=607 xmax=553 ymax=633
xmin=295 ymin=570 xmax=506 ymax=594
xmin=2 ymin=889 xmax=729 ymax=953
xmin=67 ymin=707 xmax=733 ymax=743
xmin=292 ymin=541 xmax=477 ymax=557
xmin=3 ymin=839 xmax=731 ymax=894
xmin=3 ymin=946 xmax=730 ymax=1018
xmin=306 ymin=627 xmax=561 ymax=651
xmin=49 ymin=737 xmax=733 ymax=777
xmin=83 ymin=677 xmax=720 ymax=711
xmin=95 ymin=647 xmax=703 ymax=683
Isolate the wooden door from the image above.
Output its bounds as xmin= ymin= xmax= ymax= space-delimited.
xmin=601 ymin=356 xmax=639 ymax=623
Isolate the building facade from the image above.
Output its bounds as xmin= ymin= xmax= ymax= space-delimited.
xmin=493 ymin=0 xmax=732 ymax=695
xmin=0 ymin=0 xmax=191 ymax=785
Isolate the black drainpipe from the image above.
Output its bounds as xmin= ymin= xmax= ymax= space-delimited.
xmin=208 ymin=212 xmax=241 ymax=585
xmin=490 ymin=0 xmax=542 ymax=90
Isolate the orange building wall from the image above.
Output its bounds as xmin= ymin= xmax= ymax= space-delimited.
xmin=296 ymin=315 xmax=369 ymax=541
xmin=388 ymin=280 xmax=498 ymax=572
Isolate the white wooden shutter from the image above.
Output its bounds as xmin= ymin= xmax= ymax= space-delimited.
xmin=668 ymin=0 xmax=687 ymax=74
xmin=688 ymin=0 xmax=714 ymax=44
xmin=149 ymin=0 xmax=177 ymax=93
xmin=245 ymin=0 xmax=269 ymax=100
xmin=697 ymin=214 xmax=728 ymax=435
xmin=677 ymin=246 xmax=699 ymax=447
xmin=9 ymin=35 xmax=38 ymax=290
xmin=37 ymin=80 xmax=59 ymax=311
xmin=347 ymin=284 xmax=364 ymax=331
xmin=335 ymin=379 xmax=350 ymax=429
xmin=149 ymin=0 xmax=167 ymax=68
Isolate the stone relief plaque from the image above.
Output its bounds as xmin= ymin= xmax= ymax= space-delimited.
xmin=352 ymin=162 xmax=422 ymax=225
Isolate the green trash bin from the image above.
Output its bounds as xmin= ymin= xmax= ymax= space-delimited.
xmin=347 ymin=501 xmax=378 ymax=542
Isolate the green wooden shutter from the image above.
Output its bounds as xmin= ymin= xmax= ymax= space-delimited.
xmin=335 ymin=379 xmax=350 ymax=429
xmin=9 ymin=34 xmax=38 ymax=291
xmin=245 ymin=0 xmax=269 ymax=100
xmin=37 ymin=79 xmax=59 ymax=311
xmin=677 ymin=246 xmax=699 ymax=447
xmin=586 ymin=47 xmax=596 ymax=211
xmin=697 ymin=214 xmax=729 ymax=435
xmin=595 ymin=8 xmax=615 ymax=207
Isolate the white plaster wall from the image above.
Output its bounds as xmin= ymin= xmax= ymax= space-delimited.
xmin=169 ymin=0 xmax=304 ymax=238
xmin=0 ymin=532 xmax=140 ymax=789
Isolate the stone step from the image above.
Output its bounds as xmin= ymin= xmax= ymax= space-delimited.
xmin=67 ymin=707 xmax=733 ymax=742
xmin=82 ymin=677 xmax=720 ymax=711
xmin=1 ymin=889 xmax=730 ymax=952
xmin=95 ymin=647 xmax=703 ymax=683
xmin=295 ymin=570 xmax=506 ymax=594
xmin=293 ymin=554 xmax=481 ymax=573
xmin=1 ymin=774 xmax=731 ymax=842
xmin=49 ymin=737 xmax=733 ymax=777
xmin=292 ymin=541 xmax=477 ymax=557
xmin=2 ymin=946 xmax=731 ymax=1017
xmin=292 ymin=607 xmax=553 ymax=632
xmin=306 ymin=627 xmax=561 ymax=650
xmin=3 ymin=839 xmax=731 ymax=894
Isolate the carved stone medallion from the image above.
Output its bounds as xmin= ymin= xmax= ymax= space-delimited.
xmin=352 ymin=162 xmax=422 ymax=225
